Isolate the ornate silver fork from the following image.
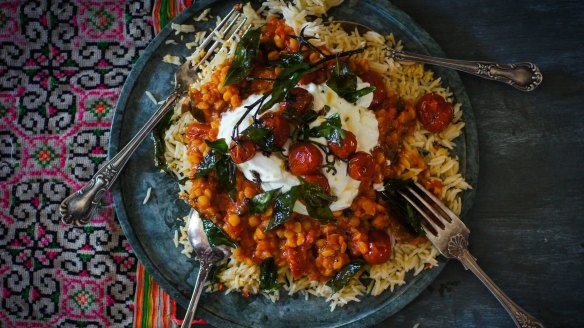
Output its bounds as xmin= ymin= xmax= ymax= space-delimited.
xmin=399 ymin=181 xmax=545 ymax=328
xmin=59 ymin=7 xmax=247 ymax=226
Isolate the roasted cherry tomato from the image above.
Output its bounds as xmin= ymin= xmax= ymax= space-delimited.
xmin=347 ymin=151 xmax=375 ymax=181
xmin=302 ymin=174 xmax=330 ymax=193
xmin=261 ymin=113 xmax=291 ymax=148
xmin=288 ymin=142 xmax=323 ymax=175
xmin=186 ymin=122 xmax=211 ymax=139
xmin=327 ymin=130 xmax=357 ymax=160
xmin=280 ymin=87 xmax=313 ymax=114
xmin=362 ymin=230 xmax=392 ymax=265
xmin=229 ymin=140 xmax=257 ymax=164
xmin=415 ymin=93 xmax=454 ymax=133
xmin=359 ymin=71 xmax=386 ymax=110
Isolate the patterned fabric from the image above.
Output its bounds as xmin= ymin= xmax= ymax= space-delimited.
xmin=0 ymin=1 xmax=155 ymax=326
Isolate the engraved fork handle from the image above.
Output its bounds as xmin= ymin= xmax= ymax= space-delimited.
xmin=458 ymin=249 xmax=545 ymax=328
xmin=59 ymin=91 xmax=180 ymax=226
xmin=388 ymin=49 xmax=543 ymax=92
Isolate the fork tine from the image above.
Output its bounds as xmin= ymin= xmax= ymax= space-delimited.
xmin=412 ymin=181 xmax=459 ymax=223
xmin=197 ymin=7 xmax=238 ymax=50
xmin=193 ymin=15 xmax=246 ymax=71
xmin=398 ymin=190 xmax=442 ymax=238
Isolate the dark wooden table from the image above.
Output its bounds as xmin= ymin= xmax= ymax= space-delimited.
xmin=374 ymin=1 xmax=584 ymax=327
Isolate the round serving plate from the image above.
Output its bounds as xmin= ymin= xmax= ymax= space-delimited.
xmin=109 ymin=0 xmax=478 ymax=326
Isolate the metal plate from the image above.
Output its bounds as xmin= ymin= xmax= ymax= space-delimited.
xmin=109 ymin=0 xmax=478 ymax=326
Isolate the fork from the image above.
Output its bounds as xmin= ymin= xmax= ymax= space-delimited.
xmin=59 ymin=7 xmax=247 ymax=226
xmin=399 ymin=181 xmax=545 ymax=328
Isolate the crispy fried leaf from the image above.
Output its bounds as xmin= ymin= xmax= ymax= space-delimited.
xmin=326 ymin=60 xmax=375 ymax=103
xmin=224 ymin=27 xmax=262 ymax=86
xmin=326 ymin=260 xmax=366 ymax=293
xmin=201 ymin=219 xmax=237 ymax=248
xmin=205 ymin=138 xmax=228 ymax=153
xmin=259 ymin=61 xmax=312 ymax=114
xmin=249 ymin=188 xmax=281 ymax=214
xmin=152 ymin=110 xmax=175 ymax=173
xmin=259 ymin=257 xmax=281 ymax=293
xmin=265 ymin=186 xmax=299 ymax=232
xmin=309 ymin=113 xmax=346 ymax=146
xmin=195 ymin=149 xmax=220 ymax=178
xmin=380 ymin=179 xmax=425 ymax=236
xmin=216 ymin=157 xmax=237 ymax=201
xmin=299 ymin=177 xmax=336 ymax=222
xmin=241 ymin=124 xmax=277 ymax=152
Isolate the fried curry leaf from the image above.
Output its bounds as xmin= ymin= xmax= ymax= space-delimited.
xmin=224 ymin=27 xmax=262 ymax=86
xmin=259 ymin=257 xmax=281 ymax=293
xmin=380 ymin=179 xmax=425 ymax=236
xmin=327 ymin=60 xmax=357 ymax=94
xmin=201 ymin=219 xmax=238 ymax=248
xmin=309 ymin=113 xmax=346 ymax=146
xmin=206 ymin=138 xmax=229 ymax=153
xmin=249 ymin=188 xmax=281 ymax=214
xmin=299 ymin=178 xmax=336 ymax=222
xmin=343 ymin=86 xmax=376 ymax=103
xmin=326 ymin=60 xmax=375 ymax=103
xmin=259 ymin=61 xmax=312 ymax=114
xmin=216 ymin=157 xmax=237 ymax=201
xmin=195 ymin=149 xmax=220 ymax=178
xmin=265 ymin=186 xmax=299 ymax=232
xmin=326 ymin=260 xmax=366 ymax=293
xmin=194 ymin=139 xmax=237 ymax=199
xmin=241 ymin=124 xmax=277 ymax=152
xmin=152 ymin=110 xmax=175 ymax=173
xmin=269 ymin=52 xmax=304 ymax=67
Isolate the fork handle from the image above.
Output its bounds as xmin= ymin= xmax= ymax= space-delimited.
xmin=59 ymin=90 xmax=181 ymax=226
xmin=458 ymin=249 xmax=545 ymax=328
xmin=388 ymin=49 xmax=542 ymax=92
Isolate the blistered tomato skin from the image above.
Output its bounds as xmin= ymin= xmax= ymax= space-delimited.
xmin=229 ymin=140 xmax=257 ymax=164
xmin=186 ymin=122 xmax=211 ymax=139
xmin=280 ymin=87 xmax=313 ymax=114
xmin=359 ymin=71 xmax=386 ymax=110
xmin=415 ymin=93 xmax=454 ymax=133
xmin=362 ymin=230 xmax=392 ymax=265
xmin=302 ymin=174 xmax=331 ymax=193
xmin=347 ymin=152 xmax=375 ymax=181
xmin=261 ymin=113 xmax=291 ymax=148
xmin=327 ymin=130 xmax=357 ymax=160
xmin=288 ymin=142 xmax=323 ymax=176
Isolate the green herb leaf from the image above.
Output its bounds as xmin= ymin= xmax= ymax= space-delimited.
xmin=201 ymin=219 xmax=238 ymax=248
xmin=259 ymin=257 xmax=281 ymax=293
xmin=249 ymin=188 xmax=281 ymax=214
xmin=224 ymin=27 xmax=262 ymax=86
xmin=241 ymin=124 xmax=277 ymax=152
xmin=195 ymin=149 xmax=220 ymax=178
xmin=265 ymin=186 xmax=299 ymax=232
xmin=216 ymin=157 xmax=237 ymax=201
xmin=343 ymin=86 xmax=376 ymax=103
xmin=327 ymin=60 xmax=357 ymax=94
xmin=269 ymin=52 xmax=304 ymax=67
xmin=152 ymin=110 xmax=174 ymax=173
xmin=299 ymin=177 xmax=336 ymax=222
xmin=326 ymin=60 xmax=375 ymax=103
xmin=326 ymin=260 xmax=366 ymax=293
xmin=205 ymin=138 xmax=229 ymax=153
xmin=208 ymin=260 xmax=229 ymax=291
xmin=259 ymin=61 xmax=312 ymax=114
xmin=309 ymin=113 xmax=346 ymax=146
xmin=379 ymin=179 xmax=425 ymax=236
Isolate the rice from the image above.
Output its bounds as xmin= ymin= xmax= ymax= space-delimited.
xmin=171 ymin=22 xmax=196 ymax=34
xmin=164 ymin=0 xmax=470 ymax=311
xmin=142 ymin=187 xmax=152 ymax=204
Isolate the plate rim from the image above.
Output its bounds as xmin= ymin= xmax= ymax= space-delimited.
xmin=109 ymin=0 xmax=479 ymax=327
